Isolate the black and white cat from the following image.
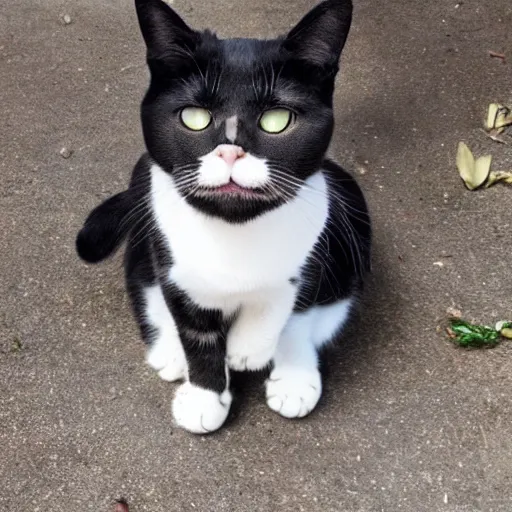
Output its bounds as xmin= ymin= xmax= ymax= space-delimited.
xmin=76 ymin=0 xmax=371 ymax=434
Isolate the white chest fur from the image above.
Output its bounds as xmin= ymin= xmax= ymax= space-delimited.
xmin=150 ymin=164 xmax=329 ymax=311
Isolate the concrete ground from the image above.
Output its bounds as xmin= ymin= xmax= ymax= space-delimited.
xmin=1 ymin=0 xmax=511 ymax=510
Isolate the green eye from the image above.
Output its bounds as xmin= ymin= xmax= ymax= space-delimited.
xmin=180 ymin=107 xmax=212 ymax=131
xmin=259 ymin=109 xmax=293 ymax=134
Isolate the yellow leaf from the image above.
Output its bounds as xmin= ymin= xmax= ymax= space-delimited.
xmin=501 ymin=328 xmax=512 ymax=339
xmin=456 ymin=141 xmax=474 ymax=178
xmin=486 ymin=103 xmax=500 ymax=130
xmin=488 ymin=170 xmax=512 ymax=186
xmin=456 ymin=142 xmax=476 ymax=189
xmin=473 ymin=155 xmax=492 ymax=188
xmin=456 ymin=142 xmax=491 ymax=190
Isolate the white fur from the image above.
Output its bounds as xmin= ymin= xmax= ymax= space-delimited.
xmin=196 ymin=147 xmax=269 ymax=189
xmin=144 ymin=285 xmax=187 ymax=382
xmin=181 ymin=327 xmax=219 ymax=344
xmin=266 ymin=299 xmax=353 ymax=418
xmin=225 ymin=115 xmax=238 ymax=143
xmin=172 ymin=382 xmax=232 ymax=434
xmin=227 ymin=284 xmax=296 ymax=370
xmin=231 ymin=154 xmax=270 ymax=189
xmin=151 ymin=163 xmax=328 ymax=310
xmin=311 ymin=298 xmax=353 ymax=347
xmin=267 ymin=368 xmax=322 ymax=418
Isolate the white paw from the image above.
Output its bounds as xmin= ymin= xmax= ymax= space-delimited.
xmin=172 ymin=382 xmax=232 ymax=434
xmin=265 ymin=368 xmax=322 ymax=418
xmin=227 ymin=343 xmax=276 ymax=371
xmin=146 ymin=339 xmax=186 ymax=382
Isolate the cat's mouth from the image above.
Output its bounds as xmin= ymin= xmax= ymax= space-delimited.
xmin=196 ymin=180 xmax=269 ymax=198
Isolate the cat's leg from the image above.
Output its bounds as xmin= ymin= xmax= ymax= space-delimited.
xmin=265 ymin=310 xmax=320 ymax=418
xmin=125 ymin=241 xmax=186 ymax=382
xmin=227 ymin=285 xmax=296 ymax=371
xmin=163 ymin=284 xmax=231 ymax=434
xmin=143 ymin=285 xmax=186 ymax=382
xmin=266 ymin=298 xmax=353 ymax=418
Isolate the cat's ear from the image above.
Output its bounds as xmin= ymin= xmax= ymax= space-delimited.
xmin=283 ymin=0 xmax=352 ymax=70
xmin=134 ymin=0 xmax=199 ymax=66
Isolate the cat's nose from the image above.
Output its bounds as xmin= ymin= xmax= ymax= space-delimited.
xmin=216 ymin=144 xmax=245 ymax=167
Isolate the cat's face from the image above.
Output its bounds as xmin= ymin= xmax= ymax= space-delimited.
xmin=136 ymin=0 xmax=352 ymax=222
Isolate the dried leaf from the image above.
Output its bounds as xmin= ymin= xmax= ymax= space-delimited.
xmin=495 ymin=105 xmax=512 ymax=129
xmin=483 ymin=128 xmax=508 ymax=145
xmin=446 ymin=327 xmax=457 ymax=339
xmin=446 ymin=307 xmax=462 ymax=319
xmin=456 ymin=142 xmax=491 ymax=190
xmin=456 ymin=141 xmax=475 ymax=186
xmin=485 ymin=170 xmax=512 ymax=187
xmin=486 ymin=103 xmax=500 ymax=130
xmin=473 ymin=154 xmax=492 ymax=186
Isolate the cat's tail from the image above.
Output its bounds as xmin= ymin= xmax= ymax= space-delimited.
xmin=76 ymin=191 xmax=136 ymax=263
xmin=76 ymin=156 xmax=150 ymax=263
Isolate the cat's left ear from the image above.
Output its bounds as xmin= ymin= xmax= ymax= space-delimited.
xmin=134 ymin=0 xmax=199 ymax=67
xmin=283 ymin=0 xmax=352 ymax=70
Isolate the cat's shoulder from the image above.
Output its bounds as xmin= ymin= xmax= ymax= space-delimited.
xmin=322 ymin=158 xmax=360 ymax=186
xmin=129 ymin=153 xmax=153 ymax=188
xmin=322 ymin=158 xmax=368 ymax=205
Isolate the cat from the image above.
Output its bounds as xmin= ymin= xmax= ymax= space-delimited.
xmin=76 ymin=0 xmax=371 ymax=434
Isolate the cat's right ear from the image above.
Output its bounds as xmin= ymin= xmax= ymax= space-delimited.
xmin=283 ymin=0 xmax=353 ymax=71
xmin=134 ymin=0 xmax=199 ymax=68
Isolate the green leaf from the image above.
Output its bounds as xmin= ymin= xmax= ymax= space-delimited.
xmin=449 ymin=319 xmax=500 ymax=348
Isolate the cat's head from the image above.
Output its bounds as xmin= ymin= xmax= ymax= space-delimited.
xmin=135 ymin=0 xmax=352 ymax=222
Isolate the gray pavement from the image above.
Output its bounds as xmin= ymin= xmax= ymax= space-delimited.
xmin=1 ymin=0 xmax=511 ymax=511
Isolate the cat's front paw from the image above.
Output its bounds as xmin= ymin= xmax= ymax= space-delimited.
xmin=265 ymin=368 xmax=322 ymax=418
xmin=227 ymin=343 xmax=275 ymax=371
xmin=172 ymin=382 xmax=232 ymax=434
xmin=146 ymin=339 xmax=186 ymax=382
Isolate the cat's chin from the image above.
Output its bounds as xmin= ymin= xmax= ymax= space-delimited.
xmin=184 ymin=188 xmax=287 ymax=224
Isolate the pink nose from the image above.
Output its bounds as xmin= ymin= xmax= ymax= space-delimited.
xmin=216 ymin=144 xmax=245 ymax=167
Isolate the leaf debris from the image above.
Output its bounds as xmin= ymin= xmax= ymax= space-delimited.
xmin=456 ymin=141 xmax=512 ymax=190
xmin=456 ymin=142 xmax=491 ymax=190
xmin=447 ymin=318 xmax=512 ymax=348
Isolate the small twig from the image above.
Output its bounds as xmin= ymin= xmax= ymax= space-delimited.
xmin=489 ymin=50 xmax=506 ymax=61
xmin=481 ymin=128 xmax=510 ymax=145
xmin=120 ymin=63 xmax=144 ymax=72
xmin=479 ymin=425 xmax=489 ymax=450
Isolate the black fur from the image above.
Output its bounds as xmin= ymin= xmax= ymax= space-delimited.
xmin=293 ymin=159 xmax=371 ymax=312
